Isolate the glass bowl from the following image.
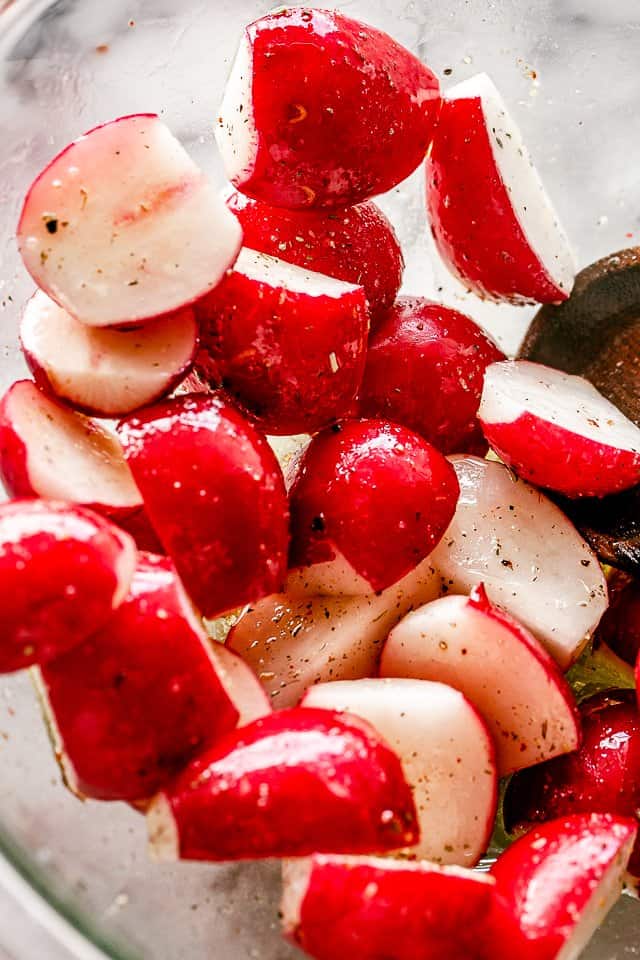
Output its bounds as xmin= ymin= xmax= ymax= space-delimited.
xmin=1 ymin=1 xmax=639 ymax=957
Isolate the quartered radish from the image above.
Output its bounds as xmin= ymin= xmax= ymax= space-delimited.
xmin=147 ymin=707 xmax=418 ymax=862
xmin=17 ymin=114 xmax=242 ymax=327
xmin=288 ymin=420 xmax=459 ymax=594
xmin=0 ymin=499 xmax=136 ymax=672
xmin=479 ymin=360 xmax=640 ymax=497
xmin=21 ymin=290 xmax=198 ymax=417
xmin=381 ymin=586 xmax=580 ymax=776
xmin=357 ymin=297 xmax=505 ymax=456
xmin=193 ymin=249 xmax=369 ymax=436
xmin=0 ymin=379 xmax=142 ymax=518
xmin=37 ymin=553 xmax=242 ymax=802
xmin=207 ymin=643 xmax=271 ymax=727
xmin=426 ymin=73 xmax=575 ymax=304
xmin=301 ymin=678 xmax=497 ymax=866
xmin=430 ymin=456 xmax=608 ymax=669
xmin=227 ymin=556 xmax=441 ymax=708
xmin=216 ymin=8 xmax=440 ymax=209
xmin=226 ymin=191 xmax=404 ymax=324
xmin=118 ymin=393 xmax=289 ymax=619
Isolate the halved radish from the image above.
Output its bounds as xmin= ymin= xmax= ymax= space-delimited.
xmin=193 ymin=249 xmax=369 ymax=436
xmin=479 ymin=360 xmax=640 ymax=497
xmin=147 ymin=707 xmax=418 ymax=861
xmin=0 ymin=499 xmax=136 ymax=672
xmin=226 ymin=191 xmax=404 ymax=324
xmin=381 ymin=586 xmax=580 ymax=776
xmin=216 ymin=8 xmax=440 ymax=209
xmin=207 ymin=643 xmax=271 ymax=727
xmin=426 ymin=73 xmax=575 ymax=304
xmin=21 ymin=290 xmax=198 ymax=417
xmin=288 ymin=420 xmax=459 ymax=594
xmin=282 ymin=855 xmax=498 ymax=960
xmin=17 ymin=114 xmax=242 ymax=327
xmin=430 ymin=456 xmax=608 ymax=669
xmin=0 ymin=380 xmax=142 ymax=518
xmin=301 ymin=678 xmax=497 ymax=866
xmin=227 ymin=556 xmax=441 ymax=708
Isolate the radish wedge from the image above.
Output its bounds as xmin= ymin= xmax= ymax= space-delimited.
xmin=17 ymin=114 xmax=242 ymax=327
xmin=21 ymin=290 xmax=198 ymax=417
xmin=381 ymin=587 xmax=580 ymax=776
xmin=479 ymin=360 xmax=640 ymax=497
xmin=0 ymin=379 xmax=141 ymax=517
xmin=426 ymin=73 xmax=575 ymax=305
xmin=208 ymin=644 xmax=271 ymax=727
xmin=301 ymin=678 xmax=497 ymax=866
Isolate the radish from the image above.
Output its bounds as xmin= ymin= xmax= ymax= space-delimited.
xmin=193 ymin=248 xmax=369 ymax=436
xmin=381 ymin=586 xmax=580 ymax=776
xmin=17 ymin=114 xmax=242 ymax=327
xmin=0 ymin=499 xmax=136 ymax=672
xmin=0 ymin=379 xmax=142 ymax=518
xmin=491 ymin=813 xmax=637 ymax=960
xmin=37 ymin=553 xmax=243 ymax=802
xmin=227 ymin=556 xmax=441 ymax=708
xmin=426 ymin=73 xmax=575 ymax=305
xmin=479 ymin=360 xmax=640 ymax=497
xmin=21 ymin=290 xmax=198 ymax=417
xmin=216 ymin=8 xmax=440 ymax=209
xmin=430 ymin=456 xmax=608 ymax=669
xmin=504 ymin=690 xmax=640 ymax=879
xmin=598 ymin=572 xmax=640 ymax=666
xmin=301 ymin=678 xmax=497 ymax=866
xmin=207 ymin=644 xmax=271 ymax=727
xmin=225 ymin=191 xmax=404 ymax=324
xmin=357 ymin=297 xmax=505 ymax=456
xmin=147 ymin=707 xmax=418 ymax=862
xmin=118 ymin=393 xmax=289 ymax=619
xmin=288 ymin=420 xmax=459 ymax=594
xmin=281 ymin=855 xmax=498 ymax=960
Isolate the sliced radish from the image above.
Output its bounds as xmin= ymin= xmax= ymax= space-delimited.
xmin=381 ymin=586 xmax=580 ymax=776
xmin=227 ymin=556 xmax=441 ymax=708
xmin=207 ymin=643 xmax=271 ymax=727
xmin=21 ymin=290 xmax=198 ymax=417
xmin=357 ymin=297 xmax=506 ymax=456
xmin=193 ymin=249 xmax=369 ymax=436
xmin=0 ymin=499 xmax=136 ymax=672
xmin=17 ymin=114 xmax=242 ymax=327
xmin=118 ymin=393 xmax=289 ymax=618
xmin=147 ymin=707 xmax=418 ymax=862
xmin=491 ymin=813 xmax=637 ymax=960
xmin=479 ymin=360 xmax=640 ymax=497
xmin=216 ymin=8 xmax=440 ymax=209
xmin=301 ymin=678 xmax=497 ymax=866
xmin=226 ymin=191 xmax=404 ymax=324
xmin=430 ymin=456 xmax=608 ymax=669
xmin=426 ymin=73 xmax=575 ymax=304
xmin=288 ymin=420 xmax=459 ymax=594
xmin=0 ymin=380 xmax=142 ymax=518
xmin=282 ymin=855 xmax=498 ymax=960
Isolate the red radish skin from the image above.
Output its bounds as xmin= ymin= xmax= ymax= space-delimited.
xmin=426 ymin=74 xmax=574 ymax=305
xmin=288 ymin=420 xmax=459 ymax=594
xmin=357 ymin=298 xmax=505 ymax=455
xmin=480 ymin=360 xmax=640 ymax=498
xmin=504 ymin=690 xmax=640 ymax=878
xmin=217 ymin=8 xmax=440 ymax=209
xmin=193 ymin=249 xmax=369 ymax=436
xmin=147 ymin=707 xmax=418 ymax=862
xmin=0 ymin=499 xmax=136 ymax=672
xmin=21 ymin=291 xmax=198 ymax=417
xmin=0 ymin=380 xmax=142 ymax=518
xmin=282 ymin=855 xmax=498 ymax=960
xmin=118 ymin=393 xmax=289 ymax=619
xmin=491 ymin=814 xmax=637 ymax=960
xmin=38 ymin=554 xmax=240 ymax=802
xmin=381 ymin=586 xmax=580 ymax=776
xmin=116 ymin=507 xmax=165 ymax=555
xmin=598 ymin=572 xmax=640 ymax=667
xmin=226 ymin=191 xmax=404 ymax=323
xmin=17 ymin=114 xmax=242 ymax=327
